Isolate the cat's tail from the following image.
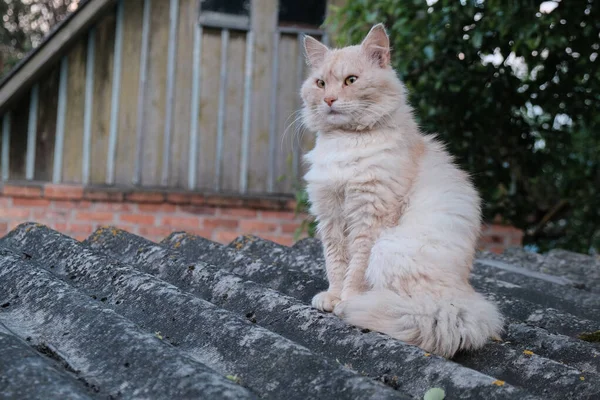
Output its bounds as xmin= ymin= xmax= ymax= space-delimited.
xmin=335 ymin=289 xmax=503 ymax=358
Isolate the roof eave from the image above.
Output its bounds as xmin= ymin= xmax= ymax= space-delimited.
xmin=0 ymin=0 xmax=118 ymax=115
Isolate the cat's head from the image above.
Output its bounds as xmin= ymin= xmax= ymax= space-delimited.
xmin=300 ymin=23 xmax=404 ymax=132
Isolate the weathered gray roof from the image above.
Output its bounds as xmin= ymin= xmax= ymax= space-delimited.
xmin=0 ymin=222 xmax=599 ymax=399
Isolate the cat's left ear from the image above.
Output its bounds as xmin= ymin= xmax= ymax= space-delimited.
xmin=304 ymin=35 xmax=329 ymax=68
xmin=361 ymin=23 xmax=390 ymax=68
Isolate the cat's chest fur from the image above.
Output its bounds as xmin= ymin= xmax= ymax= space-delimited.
xmin=303 ymin=132 xmax=402 ymax=219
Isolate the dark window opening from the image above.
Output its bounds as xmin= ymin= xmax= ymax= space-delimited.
xmin=200 ymin=0 xmax=250 ymax=16
xmin=278 ymin=0 xmax=327 ymax=28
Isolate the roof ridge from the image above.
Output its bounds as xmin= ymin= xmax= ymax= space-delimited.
xmin=1 ymin=224 xmax=403 ymax=400
xmin=0 ymin=243 xmax=252 ymax=399
xmin=87 ymin=227 xmax=534 ymax=399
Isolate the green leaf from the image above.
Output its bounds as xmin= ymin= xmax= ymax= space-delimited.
xmin=472 ymin=31 xmax=483 ymax=48
xmin=423 ymin=45 xmax=435 ymax=60
xmin=423 ymin=387 xmax=446 ymax=400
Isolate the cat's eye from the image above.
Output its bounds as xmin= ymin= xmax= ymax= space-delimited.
xmin=316 ymin=79 xmax=325 ymax=88
xmin=345 ymin=75 xmax=358 ymax=85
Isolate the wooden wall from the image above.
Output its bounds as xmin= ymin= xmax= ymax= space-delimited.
xmin=0 ymin=0 xmax=331 ymax=196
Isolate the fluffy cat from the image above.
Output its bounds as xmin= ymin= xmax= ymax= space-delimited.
xmin=301 ymin=24 xmax=503 ymax=358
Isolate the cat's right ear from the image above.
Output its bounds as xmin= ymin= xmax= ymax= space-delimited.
xmin=303 ymin=35 xmax=329 ymax=68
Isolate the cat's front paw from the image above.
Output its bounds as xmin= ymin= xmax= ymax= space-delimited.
xmin=311 ymin=291 xmax=341 ymax=312
xmin=333 ymin=300 xmax=349 ymax=318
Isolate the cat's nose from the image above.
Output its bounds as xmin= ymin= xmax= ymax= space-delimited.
xmin=324 ymin=97 xmax=337 ymax=107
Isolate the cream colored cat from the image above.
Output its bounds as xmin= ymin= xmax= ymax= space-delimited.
xmin=301 ymin=24 xmax=503 ymax=358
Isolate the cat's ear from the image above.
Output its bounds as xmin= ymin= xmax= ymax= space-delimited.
xmin=303 ymin=35 xmax=329 ymax=68
xmin=361 ymin=23 xmax=390 ymax=68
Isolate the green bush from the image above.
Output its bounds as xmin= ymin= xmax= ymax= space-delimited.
xmin=296 ymin=0 xmax=599 ymax=254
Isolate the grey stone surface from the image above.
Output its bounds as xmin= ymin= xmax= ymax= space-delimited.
xmin=165 ymin=233 xmax=327 ymax=302
xmin=207 ymin=233 xmax=600 ymax=399
xmin=473 ymin=258 xmax=600 ymax=313
xmin=483 ymin=248 xmax=600 ymax=294
xmin=2 ymin=222 xmax=599 ymax=399
xmin=87 ymin=228 xmax=534 ymax=400
xmin=0 ymin=323 xmax=95 ymax=400
xmin=195 ymin=234 xmax=600 ymax=336
xmin=1 ymin=225 xmax=405 ymax=400
xmin=0 ymin=242 xmax=255 ymax=399
xmin=229 ymin=235 xmax=326 ymax=277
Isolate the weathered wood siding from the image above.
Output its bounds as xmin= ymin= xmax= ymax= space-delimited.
xmin=0 ymin=0 xmax=332 ymax=196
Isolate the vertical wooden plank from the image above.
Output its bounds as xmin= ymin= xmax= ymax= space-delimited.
xmin=239 ymin=31 xmax=254 ymax=193
xmin=141 ymin=0 xmax=170 ymax=187
xmin=248 ymin=0 xmax=278 ymax=193
xmin=195 ymin=28 xmax=221 ymax=191
xmin=62 ymin=36 xmax=87 ymax=184
xmin=168 ymin=0 xmax=195 ymax=188
xmin=220 ymin=30 xmax=246 ymax=193
xmin=1 ymin=113 xmax=10 ymax=181
xmin=8 ymin=93 xmax=30 ymax=180
xmin=188 ymin=24 xmax=203 ymax=190
xmin=53 ymin=56 xmax=69 ymax=183
xmin=25 ymin=84 xmax=39 ymax=180
xmin=106 ymin=0 xmax=125 ymax=185
xmin=89 ymin=10 xmax=117 ymax=185
xmin=273 ymin=34 xmax=299 ymax=194
xmin=33 ymin=67 xmax=60 ymax=182
xmin=114 ymin=0 xmax=144 ymax=186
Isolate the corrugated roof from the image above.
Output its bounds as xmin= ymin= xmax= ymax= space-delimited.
xmin=0 ymin=222 xmax=599 ymax=399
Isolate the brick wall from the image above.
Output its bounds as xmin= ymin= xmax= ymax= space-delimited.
xmin=0 ymin=183 xmax=522 ymax=252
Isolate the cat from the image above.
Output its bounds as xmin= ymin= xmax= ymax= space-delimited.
xmin=301 ymin=23 xmax=503 ymax=358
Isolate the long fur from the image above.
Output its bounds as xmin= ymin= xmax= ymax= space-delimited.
xmin=301 ymin=24 xmax=503 ymax=358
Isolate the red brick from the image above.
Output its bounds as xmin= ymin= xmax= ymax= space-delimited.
xmin=44 ymin=184 xmax=84 ymax=200
xmin=239 ymin=220 xmax=278 ymax=233
xmin=126 ymin=192 xmax=165 ymax=203
xmin=204 ymin=196 xmax=244 ymax=208
xmin=8 ymin=220 xmax=25 ymax=231
xmin=0 ymin=208 xmax=30 ymax=218
xmin=67 ymin=223 xmax=95 ymax=234
xmin=203 ymin=218 xmax=239 ymax=230
xmin=32 ymin=209 xmax=70 ymax=220
xmin=119 ymin=214 xmax=155 ymax=225
xmin=509 ymin=233 xmax=524 ymax=246
xmin=184 ymin=228 xmax=214 ymax=239
xmin=84 ymin=189 xmax=125 ymax=202
xmin=486 ymin=246 xmax=505 ymax=254
xmin=138 ymin=226 xmax=176 ymax=238
xmin=93 ymin=202 xmax=134 ymax=212
xmin=219 ymin=208 xmax=257 ymax=218
xmin=282 ymin=222 xmax=301 ymax=234
xmin=215 ymin=231 xmax=242 ymax=244
xmin=161 ymin=215 xmax=202 ymax=229
xmin=261 ymin=235 xmax=294 ymax=246
xmin=53 ymin=200 xmax=92 ymax=210
xmin=137 ymin=203 xmax=177 ymax=213
xmin=75 ymin=211 xmax=115 ymax=222
xmin=12 ymin=197 xmax=51 ymax=207
xmin=261 ymin=211 xmax=298 ymax=220
xmin=286 ymin=199 xmax=298 ymax=211
xmin=111 ymin=223 xmax=136 ymax=233
xmin=0 ymin=198 xmax=10 ymax=207
xmin=74 ymin=234 xmax=89 ymax=242
xmin=0 ymin=222 xmax=7 ymax=234
xmin=483 ymin=224 xmax=522 ymax=235
xmin=2 ymin=184 xmax=42 ymax=198
xmin=178 ymin=205 xmax=216 ymax=215
xmin=480 ymin=234 xmax=503 ymax=245
xmin=166 ymin=193 xmax=205 ymax=205
xmin=52 ymin=222 xmax=69 ymax=232
xmin=245 ymin=198 xmax=289 ymax=211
